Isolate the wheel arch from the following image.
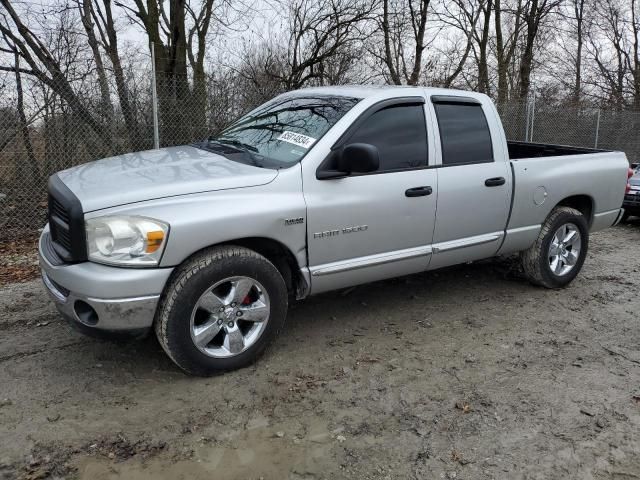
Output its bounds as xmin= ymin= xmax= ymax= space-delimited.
xmin=555 ymin=194 xmax=594 ymax=227
xmin=169 ymin=237 xmax=308 ymax=300
xmin=227 ymin=237 xmax=307 ymax=298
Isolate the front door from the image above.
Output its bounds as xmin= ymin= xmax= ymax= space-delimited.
xmin=303 ymin=99 xmax=438 ymax=294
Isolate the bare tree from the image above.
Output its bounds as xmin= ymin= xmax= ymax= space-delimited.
xmin=548 ymin=0 xmax=588 ymax=104
xmin=0 ymin=35 xmax=39 ymax=182
xmin=438 ymin=0 xmax=490 ymax=92
xmin=517 ymin=0 xmax=562 ymax=99
xmin=377 ymin=0 xmax=431 ymax=85
xmin=571 ymin=0 xmax=586 ymax=102
xmin=80 ymin=0 xmax=144 ymax=148
xmin=588 ymin=0 xmax=628 ymax=107
xmin=268 ymin=0 xmax=372 ymax=89
xmin=629 ymin=0 xmax=639 ymax=107
xmin=494 ymin=0 xmax=523 ymax=103
xmin=0 ymin=0 xmax=111 ymax=150
xmin=78 ymin=0 xmax=114 ymax=132
xmin=12 ymin=49 xmax=38 ymax=180
xmin=120 ymin=0 xmax=218 ymax=143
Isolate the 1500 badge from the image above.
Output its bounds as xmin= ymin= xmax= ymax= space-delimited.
xmin=314 ymin=225 xmax=368 ymax=239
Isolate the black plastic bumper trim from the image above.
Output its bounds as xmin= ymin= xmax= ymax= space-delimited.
xmin=48 ymin=174 xmax=87 ymax=263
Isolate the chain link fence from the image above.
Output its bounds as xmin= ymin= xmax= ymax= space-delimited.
xmin=1 ymin=68 xmax=639 ymax=242
xmin=498 ymin=100 xmax=640 ymax=157
xmin=0 ymin=56 xmax=284 ymax=242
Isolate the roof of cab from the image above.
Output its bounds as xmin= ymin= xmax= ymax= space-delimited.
xmin=289 ymin=84 xmax=485 ymax=100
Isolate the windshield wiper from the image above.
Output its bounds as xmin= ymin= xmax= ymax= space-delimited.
xmin=209 ymin=137 xmax=259 ymax=153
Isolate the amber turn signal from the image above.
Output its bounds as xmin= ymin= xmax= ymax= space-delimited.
xmin=146 ymin=230 xmax=165 ymax=253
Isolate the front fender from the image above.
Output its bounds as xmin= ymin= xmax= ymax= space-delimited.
xmin=85 ymin=165 xmax=307 ymax=270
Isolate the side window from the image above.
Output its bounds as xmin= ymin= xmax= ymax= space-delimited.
xmin=433 ymin=103 xmax=493 ymax=165
xmin=347 ymin=104 xmax=428 ymax=171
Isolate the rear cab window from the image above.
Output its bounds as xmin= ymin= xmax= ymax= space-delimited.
xmin=432 ymin=97 xmax=493 ymax=166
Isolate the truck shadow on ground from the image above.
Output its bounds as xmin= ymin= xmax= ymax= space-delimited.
xmin=621 ymin=216 xmax=640 ymax=226
xmin=52 ymin=254 xmax=526 ymax=379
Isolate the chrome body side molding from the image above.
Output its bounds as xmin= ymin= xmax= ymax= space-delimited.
xmin=310 ymin=245 xmax=432 ymax=277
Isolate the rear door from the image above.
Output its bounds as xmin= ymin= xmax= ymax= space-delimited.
xmin=428 ymin=96 xmax=512 ymax=269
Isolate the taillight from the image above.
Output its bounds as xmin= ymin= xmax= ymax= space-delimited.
xmin=626 ymin=167 xmax=634 ymax=194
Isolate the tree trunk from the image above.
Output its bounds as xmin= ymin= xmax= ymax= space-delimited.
xmin=494 ymin=0 xmax=509 ymax=103
xmin=0 ymin=0 xmax=112 ymax=151
xmin=192 ymin=66 xmax=208 ymax=140
xmin=518 ymin=0 xmax=539 ymax=99
xmin=572 ymin=0 xmax=585 ymax=104
xmin=632 ymin=0 xmax=640 ymax=108
xmin=407 ymin=0 xmax=430 ymax=85
xmin=188 ymin=0 xmax=214 ymax=139
xmin=143 ymin=0 xmax=197 ymax=145
xmin=477 ymin=0 xmax=492 ymax=94
xmin=382 ymin=0 xmax=402 ymax=85
xmin=80 ymin=0 xmax=114 ymax=151
xmin=100 ymin=0 xmax=143 ymax=150
xmin=14 ymin=50 xmax=39 ymax=182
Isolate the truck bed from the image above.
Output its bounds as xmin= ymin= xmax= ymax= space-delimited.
xmin=507 ymin=140 xmax=606 ymax=160
xmin=502 ymin=144 xmax=628 ymax=257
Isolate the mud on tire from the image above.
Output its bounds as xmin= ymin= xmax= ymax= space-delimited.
xmin=155 ymin=246 xmax=288 ymax=376
xmin=520 ymin=206 xmax=589 ymax=289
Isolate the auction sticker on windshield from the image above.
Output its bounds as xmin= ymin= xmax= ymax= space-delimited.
xmin=278 ymin=131 xmax=317 ymax=149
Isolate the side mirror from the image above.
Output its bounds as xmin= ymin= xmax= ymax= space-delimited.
xmin=316 ymin=143 xmax=380 ymax=180
xmin=337 ymin=143 xmax=380 ymax=174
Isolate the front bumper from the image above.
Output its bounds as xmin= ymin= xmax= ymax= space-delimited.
xmin=39 ymin=230 xmax=173 ymax=334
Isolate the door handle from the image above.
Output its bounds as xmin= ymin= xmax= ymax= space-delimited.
xmin=485 ymin=177 xmax=506 ymax=187
xmin=405 ymin=186 xmax=433 ymax=197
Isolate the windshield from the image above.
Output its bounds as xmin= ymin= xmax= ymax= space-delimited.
xmin=198 ymin=95 xmax=360 ymax=169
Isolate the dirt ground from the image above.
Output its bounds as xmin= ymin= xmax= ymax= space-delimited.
xmin=0 ymin=236 xmax=39 ymax=287
xmin=1 ymin=224 xmax=640 ymax=480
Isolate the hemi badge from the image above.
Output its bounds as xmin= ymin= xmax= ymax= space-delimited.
xmin=285 ymin=217 xmax=304 ymax=226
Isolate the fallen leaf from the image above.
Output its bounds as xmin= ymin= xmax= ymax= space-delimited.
xmin=451 ymin=449 xmax=463 ymax=463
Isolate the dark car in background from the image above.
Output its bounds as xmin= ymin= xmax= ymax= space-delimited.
xmin=623 ymin=163 xmax=640 ymax=221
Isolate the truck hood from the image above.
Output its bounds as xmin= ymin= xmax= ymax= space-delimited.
xmin=56 ymin=146 xmax=278 ymax=212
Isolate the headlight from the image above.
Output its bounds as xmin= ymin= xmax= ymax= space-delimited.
xmin=86 ymin=216 xmax=169 ymax=266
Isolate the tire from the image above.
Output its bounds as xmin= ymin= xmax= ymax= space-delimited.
xmin=520 ymin=206 xmax=589 ymax=288
xmin=621 ymin=212 xmax=631 ymax=222
xmin=155 ymin=246 xmax=288 ymax=376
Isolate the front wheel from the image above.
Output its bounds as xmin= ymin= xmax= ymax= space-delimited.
xmin=520 ymin=206 xmax=589 ymax=288
xmin=155 ymin=246 xmax=288 ymax=376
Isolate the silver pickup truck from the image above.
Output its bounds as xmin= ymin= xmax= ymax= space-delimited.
xmin=39 ymin=86 xmax=631 ymax=375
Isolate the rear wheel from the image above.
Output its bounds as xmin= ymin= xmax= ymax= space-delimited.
xmin=521 ymin=206 xmax=589 ymax=288
xmin=155 ymin=246 xmax=288 ymax=376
